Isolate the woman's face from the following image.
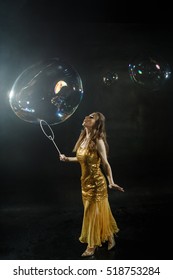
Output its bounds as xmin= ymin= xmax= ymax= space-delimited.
xmin=82 ymin=113 xmax=97 ymax=129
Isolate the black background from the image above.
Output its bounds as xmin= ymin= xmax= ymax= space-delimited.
xmin=0 ymin=0 xmax=173 ymax=260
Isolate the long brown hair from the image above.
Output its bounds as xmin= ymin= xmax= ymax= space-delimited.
xmin=73 ymin=112 xmax=109 ymax=155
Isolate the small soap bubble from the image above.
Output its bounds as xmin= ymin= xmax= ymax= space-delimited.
xmin=103 ymin=72 xmax=118 ymax=86
xmin=128 ymin=54 xmax=171 ymax=91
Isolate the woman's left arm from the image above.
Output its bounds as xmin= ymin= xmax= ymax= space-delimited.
xmin=97 ymin=139 xmax=124 ymax=192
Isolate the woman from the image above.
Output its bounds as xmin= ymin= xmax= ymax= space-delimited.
xmin=60 ymin=112 xmax=124 ymax=257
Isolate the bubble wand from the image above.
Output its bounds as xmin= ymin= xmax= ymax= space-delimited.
xmin=39 ymin=119 xmax=61 ymax=156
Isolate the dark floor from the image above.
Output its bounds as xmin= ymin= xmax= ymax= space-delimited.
xmin=1 ymin=178 xmax=173 ymax=260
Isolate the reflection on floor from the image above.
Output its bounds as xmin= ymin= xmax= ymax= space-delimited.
xmin=0 ymin=183 xmax=173 ymax=260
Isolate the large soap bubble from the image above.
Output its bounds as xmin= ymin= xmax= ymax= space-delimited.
xmin=9 ymin=57 xmax=83 ymax=125
xmin=128 ymin=54 xmax=171 ymax=91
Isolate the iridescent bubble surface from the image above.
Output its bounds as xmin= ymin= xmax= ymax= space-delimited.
xmin=128 ymin=55 xmax=171 ymax=91
xmin=103 ymin=72 xmax=118 ymax=86
xmin=9 ymin=58 xmax=83 ymax=125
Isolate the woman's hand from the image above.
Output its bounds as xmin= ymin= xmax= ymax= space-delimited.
xmin=59 ymin=154 xmax=69 ymax=162
xmin=109 ymin=183 xmax=124 ymax=192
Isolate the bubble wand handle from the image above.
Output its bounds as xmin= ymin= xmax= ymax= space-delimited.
xmin=48 ymin=136 xmax=61 ymax=156
xmin=39 ymin=119 xmax=61 ymax=156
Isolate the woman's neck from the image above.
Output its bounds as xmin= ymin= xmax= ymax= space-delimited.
xmin=85 ymin=128 xmax=91 ymax=138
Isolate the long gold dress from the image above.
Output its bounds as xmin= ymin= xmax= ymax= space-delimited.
xmin=77 ymin=144 xmax=119 ymax=248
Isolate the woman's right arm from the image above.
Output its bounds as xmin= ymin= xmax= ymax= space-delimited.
xmin=60 ymin=154 xmax=78 ymax=162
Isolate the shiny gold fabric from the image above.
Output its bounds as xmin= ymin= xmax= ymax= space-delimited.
xmin=77 ymin=145 xmax=119 ymax=248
